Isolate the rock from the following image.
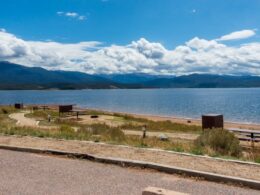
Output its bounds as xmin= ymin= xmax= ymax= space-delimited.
xmin=91 ymin=135 xmax=101 ymax=142
xmin=142 ymin=187 xmax=188 ymax=195
xmin=158 ymin=134 xmax=169 ymax=141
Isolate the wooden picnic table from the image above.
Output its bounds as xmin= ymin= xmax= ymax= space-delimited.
xmin=227 ymin=128 xmax=260 ymax=142
xmin=71 ymin=109 xmax=86 ymax=119
xmin=30 ymin=104 xmax=58 ymax=110
xmin=58 ymin=105 xmax=85 ymax=119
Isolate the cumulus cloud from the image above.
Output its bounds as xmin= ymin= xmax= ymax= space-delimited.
xmin=57 ymin=11 xmax=87 ymax=21
xmin=216 ymin=29 xmax=256 ymax=41
xmin=0 ymin=30 xmax=260 ymax=75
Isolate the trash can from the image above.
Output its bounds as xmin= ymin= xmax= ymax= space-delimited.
xmin=202 ymin=114 xmax=223 ymax=130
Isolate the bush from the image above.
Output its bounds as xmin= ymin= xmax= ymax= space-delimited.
xmin=195 ymin=129 xmax=241 ymax=157
xmin=255 ymin=156 xmax=260 ymax=163
xmin=79 ymin=123 xmax=126 ymax=143
xmin=0 ymin=106 xmax=16 ymax=114
xmin=1 ymin=108 xmax=8 ymax=114
xmin=58 ymin=125 xmax=75 ymax=139
xmin=121 ymin=120 xmax=202 ymax=133
xmin=104 ymin=127 xmax=126 ymax=142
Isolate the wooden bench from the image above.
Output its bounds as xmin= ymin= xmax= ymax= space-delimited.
xmin=71 ymin=109 xmax=86 ymax=119
xmin=32 ymin=104 xmax=50 ymax=111
xmin=59 ymin=105 xmax=85 ymax=119
xmin=227 ymin=128 xmax=260 ymax=143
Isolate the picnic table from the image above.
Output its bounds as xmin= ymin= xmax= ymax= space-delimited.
xmin=30 ymin=104 xmax=58 ymax=111
xmin=227 ymin=128 xmax=260 ymax=142
xmin=71 ymin=109 xmax=86 ymax=119
xmin=59 ymin=105 xmax=85 ymax=119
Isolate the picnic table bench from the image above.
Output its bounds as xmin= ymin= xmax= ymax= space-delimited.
xmin=71 ymin=109 xmax=86 ymax=119
xmin=59 ymin=105 xmax=85 ymax=119
xmin=227 ymin=128 xmax=260 ymax=142
xmin=30 ymin=104 xmax=58 ymax=111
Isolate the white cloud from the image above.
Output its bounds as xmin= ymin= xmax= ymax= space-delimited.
xmin=192 ymin=9 xmax=196 ymax=13
xmin=57 ymin=11 xmax=64 ymax=15
xmin=78 ymin=16 xmax=87 ymax=20
xmin=216 ymin=29 xmax=256 ymax=41
xmin=57 ymin=11 xmax=87 ymax=21
xmin=65 ymin=12 xmax=78 ymax=18
xmin=0 ymin=30 xmax=260 ymax=76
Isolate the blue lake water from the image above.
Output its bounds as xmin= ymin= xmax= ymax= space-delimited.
xmin=0 ymin=88 xmax=260 ymax=124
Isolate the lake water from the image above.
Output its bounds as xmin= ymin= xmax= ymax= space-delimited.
xmin=0 ymin=88 xmax=259 ymax=124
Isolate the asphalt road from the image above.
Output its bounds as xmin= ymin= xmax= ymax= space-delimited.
xmin=0 ymin=149 xmax=258 ymax=195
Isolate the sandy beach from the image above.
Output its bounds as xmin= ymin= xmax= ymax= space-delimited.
xmin=16 ymin=104 xmax=260 ymax=130
xmin=79 ymin=107 xmax=260 ymax=130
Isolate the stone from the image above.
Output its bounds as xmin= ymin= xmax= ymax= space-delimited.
xmin=158 ymin=134 xmax=169 ymax=141
xmin=142 ymin=187 xmax=188 ymax=195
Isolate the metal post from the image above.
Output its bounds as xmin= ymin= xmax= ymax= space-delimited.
xmin=142 ymin=125 xmax=147 ymax=139
xmin=251 ymin=133 xmax=254 ymax=148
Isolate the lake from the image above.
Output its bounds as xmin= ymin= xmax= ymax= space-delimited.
xmin=0 ymin=88 xmax=260 ymax=124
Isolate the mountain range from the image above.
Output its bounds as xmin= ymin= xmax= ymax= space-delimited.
xmin=1 ymin=61 xmax=260 ymax=89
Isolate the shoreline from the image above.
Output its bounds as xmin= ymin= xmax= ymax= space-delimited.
xmin=4 ymin=103 xmax=260 ymax=130
xmin=80 ymin=107 xmax=260 ymax=130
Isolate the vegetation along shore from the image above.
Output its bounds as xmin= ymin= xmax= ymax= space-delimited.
xmin=0 ymin=104 xmax=259 ymax=164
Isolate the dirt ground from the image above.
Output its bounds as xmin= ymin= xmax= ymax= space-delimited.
xmin=0 ymin=135 xmax=259 ymax=181
xmin=9 ymin=111 xmax=260 ymax=146
xmin=129 ymin=113 xmax=260 ymax=130
xmin=68 ymin=114 xmax=127 ymax=127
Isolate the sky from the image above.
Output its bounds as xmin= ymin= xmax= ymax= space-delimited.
xmin=0 ymin=0 xmax=260 ymax=75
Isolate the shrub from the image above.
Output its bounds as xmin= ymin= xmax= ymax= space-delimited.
xmin=58 ymin=125 xmax=75 ymax=139
xmin=195 ymin=129 xmax=241 ymax=157
xmin=91 ymin=123 xmax=110 ymax=134
xmin=191 ymin=147 xmax=204 ymax=155
xmin=104 ymin=127 xmax=126 ymax=142
xmin=79 ymin=123 xmax=126 ymax=143
xmin=121 ymin=120 xmax=201 ymax=133
xmin=255 ymin=156 xmax=260 ymax=163
xmin=1 ymin=108 xmax=8 ymax=114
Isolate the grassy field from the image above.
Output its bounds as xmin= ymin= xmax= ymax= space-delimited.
xmin=0 ymin=106 xmax=259 ymax=163
xmin=25 ymin=109 xmax=202 ymax=133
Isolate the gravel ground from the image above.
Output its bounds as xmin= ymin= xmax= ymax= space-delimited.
xmin=0 ymin=149 xmax=258 ymax=195
xmin=8 ymin=112 xmax=199 ymax=140
xmin=9 ymin=112 xmax=38 ymax=126
xmin=0 ymin=135 xmax=260 ymax=181
xmin=123 ymin=130 xmax=198 ymax=140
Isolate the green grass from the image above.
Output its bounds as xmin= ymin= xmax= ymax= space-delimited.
xmin=112 ymin=113 xmax=202 ymax=133
xmin=195 ymin=129 xmax=242 ymax=157
xmin=25 ymin=110 xmax=59 ymax=120
xmin=24 ymin=109 xmax=202 ymax=133
xmin=0 ymin=106 xmax=259 ymax=163
xmin=0 ymin=106 xmax=17 ymax=114
xmin=120 ymin=120 xmax=201 ymax=133
xmin=255 ymin=156 xmax=260 ymax=163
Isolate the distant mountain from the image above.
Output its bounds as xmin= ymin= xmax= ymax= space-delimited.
xmin=1 ymin=61 xmax=260 ymax=89
xmin=0 ymin=61 xmax=123 ymax=89
xmin=142 ymin=74 xmax=260 ymax=88
xmin=99 ymin=73 xmax=174 ymax=84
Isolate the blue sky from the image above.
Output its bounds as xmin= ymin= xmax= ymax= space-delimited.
xmin=0 ymin=0 xmax=260 ymax=75
xmin=1 ymin=0 xmax=260 ymax=47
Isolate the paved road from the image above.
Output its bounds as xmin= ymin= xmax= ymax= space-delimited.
xmin=0 ymin=149 xmax=258 ymax=195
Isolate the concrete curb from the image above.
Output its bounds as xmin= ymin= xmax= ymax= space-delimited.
xmin=0 ymin=144 xmax=259 ymax=190
xmin=1 ymin=134 xmax=259 ymax=166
